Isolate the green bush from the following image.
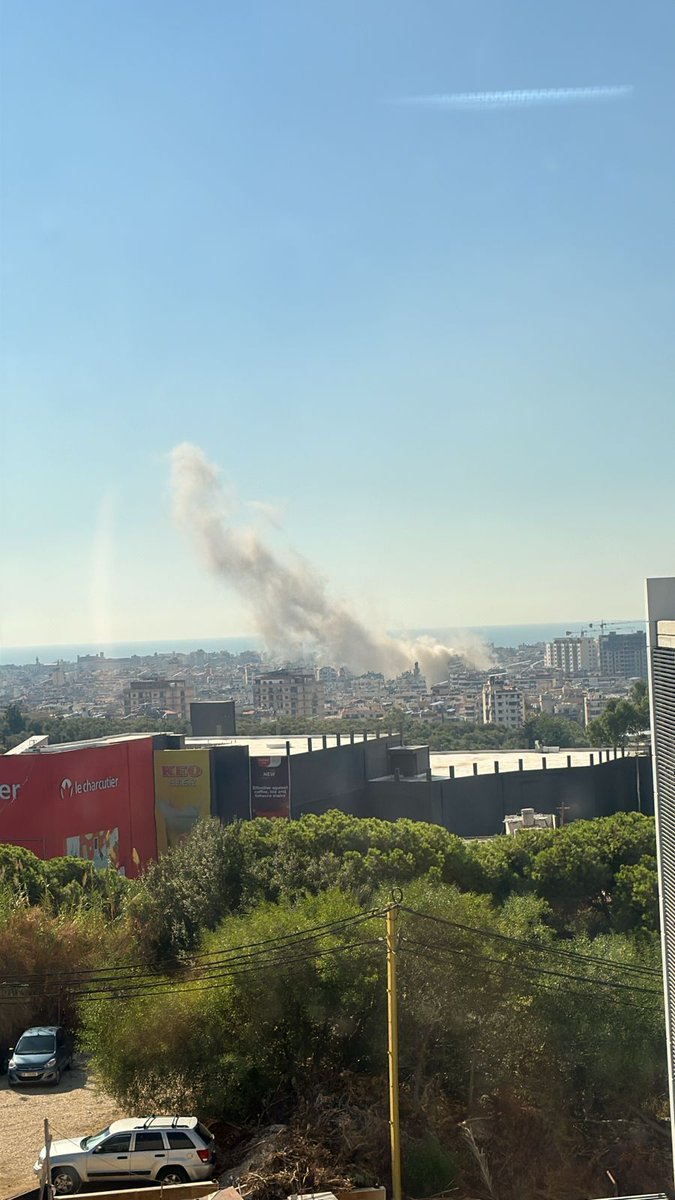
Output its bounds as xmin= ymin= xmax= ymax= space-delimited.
xmin=403 ymin=1134 xmax=459 ymax=1198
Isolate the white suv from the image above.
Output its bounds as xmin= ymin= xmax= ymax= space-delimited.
xmin=34 ymin=1115 xmax=217 ymax=1195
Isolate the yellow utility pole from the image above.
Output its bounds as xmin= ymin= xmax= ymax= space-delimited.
xmin=387 ymin=902 xmax=402 ymax=1200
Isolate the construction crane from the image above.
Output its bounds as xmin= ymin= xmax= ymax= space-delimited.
xmin=586 ymin=619 xmax=645 ymax=635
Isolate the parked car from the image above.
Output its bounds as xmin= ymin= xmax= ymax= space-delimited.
xmin=34 ymin=1115 xmax=217 ymax=1195
xmin=8 ymin=1025 xmax=72 ymax=1086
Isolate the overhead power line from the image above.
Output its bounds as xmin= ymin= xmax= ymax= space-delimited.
xmin=400 ymin=937 xmax=662 ymax=997
xmin=402 ymin=943 xmax=656 ymax=1014
xmin=0 ymin=907 xmax=387 ymax=990
xmin=400 ymin=905 xmax=662 ymax=978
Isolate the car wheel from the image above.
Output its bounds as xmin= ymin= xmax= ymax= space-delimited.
xmin=54 ymin=1068 xmax=62 ymax=1086
xmin=51 ymin=1166 xmax=81 ymax=1195
xmin=157 ymin=1166 xmax=189 ymax=1184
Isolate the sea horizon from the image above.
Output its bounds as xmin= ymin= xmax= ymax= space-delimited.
xmin=0 ymin=620 xmax=645 ymax=666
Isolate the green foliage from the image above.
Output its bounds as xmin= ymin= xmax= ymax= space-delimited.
xmin=520 ymin=714 xmax=588 ymax=749
xmin=81 ymin=877 xmax=665 ymax=1136
xmin=403 ymin=1134 xmax=458 ymax=1197
xmin=0 ymin=709 xmax=188 ymax=751
xmin=587 ymin=681 xmax=651 ymax=748
xmin=81 ymin=890 xmax=384 ymax=1117
xmin=0 ymin=844 xmax=130 ymax=917
xmin=613 ymin=855 xmax=660 ymax=932
xmin=127 ymin=810 xmax=661 ymax=967
xmin=128 ymin=814 xmax=484 ymax=963
xmin=0 ymin=902 xmax=128 ymax=1053
xmin=3 ymin=703 xmax=26 ymax=736
xmin=529 ymin=812 xmax=656 ymax=933
xmin=1 ymin=808 xmax=667 ymax=1172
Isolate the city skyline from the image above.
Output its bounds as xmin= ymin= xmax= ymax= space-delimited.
xmin=2 ymin=0 xmax=674 ymax=646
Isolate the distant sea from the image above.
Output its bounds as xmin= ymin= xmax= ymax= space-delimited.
xmin=0 ymin=621 xmax=645 ymax=666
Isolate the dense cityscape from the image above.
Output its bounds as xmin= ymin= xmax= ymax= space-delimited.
xmin=0 ymin=626 xmax=648 ymax=732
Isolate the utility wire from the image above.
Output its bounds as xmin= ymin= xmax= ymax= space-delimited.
xmin=1 ymin=937 xmax=383 ymax=1006
xmin=0 ymin=908 xmax=387 ymax=989
xmin=400 ymin=936 xmax=661 ymax=996
xmin=402 ymin=942 xmax=656 ymax=1014
xmin=400 ymin=904 xmax=661 ymax=978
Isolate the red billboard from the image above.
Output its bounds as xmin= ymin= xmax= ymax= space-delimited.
xmin=250 ymin=755 xmax=291 ymax=819
xmin=0 ymin=738 xmax=157 ymax=877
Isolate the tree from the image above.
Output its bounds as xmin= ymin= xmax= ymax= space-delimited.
xmin=520 ymin=714 xmax=588 ymax=749
xmin=587 ymin=681 xmax=651 ymax=749
xmin=3 ymin=704 xmax=26 ymax=735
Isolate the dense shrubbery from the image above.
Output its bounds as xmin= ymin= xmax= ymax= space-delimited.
xmin=0 ymin=809 xmax=666 ymax=1195
xmin=80 ymin=874 xmax=664 ymax=1133
xmin=127 ymin=810 xmax=658 ymax=964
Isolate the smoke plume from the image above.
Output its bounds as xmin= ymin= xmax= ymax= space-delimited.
xmin=170 ymin=443 xmax=493 ymax=681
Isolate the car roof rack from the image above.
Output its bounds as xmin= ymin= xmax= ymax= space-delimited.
xmin=143 ymin=1114 xmax=156 ymax=1128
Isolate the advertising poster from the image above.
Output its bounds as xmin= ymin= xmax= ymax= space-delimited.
xmin=153 ymin=748 xmax=212 ymax=854
xmin=250 ymin=755 xmax=291 ymax=819
xmin=66 ymin=828 xmax=120 ymax=870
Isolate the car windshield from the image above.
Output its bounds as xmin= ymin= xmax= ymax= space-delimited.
xmin=81 ymin=1127 xmax=111 ymax=1151
xmin=16 ymin=1035 xmax=54 ymax=1054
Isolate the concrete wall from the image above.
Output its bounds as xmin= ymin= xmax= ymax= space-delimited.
xmin=207 ymin=737 xmax=652 ymax=838
xmin=291 ymin=735 xmax=400 ymax=818
xmin=366 ymin=755 xmax=653 ymax=838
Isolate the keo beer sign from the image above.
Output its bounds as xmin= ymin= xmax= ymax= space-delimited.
xmin=250 ymin=755 xmax=291 ymax=819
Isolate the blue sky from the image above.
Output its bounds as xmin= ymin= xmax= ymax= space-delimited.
xmin=2 ymin=0 xmax=674 ymax=647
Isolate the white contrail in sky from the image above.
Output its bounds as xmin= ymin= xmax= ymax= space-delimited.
xmin=394 ymin=85 xmax=633 ymax=110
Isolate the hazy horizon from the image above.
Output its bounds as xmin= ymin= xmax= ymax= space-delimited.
xmin=0 ymin=618 xmax=647 ymax=668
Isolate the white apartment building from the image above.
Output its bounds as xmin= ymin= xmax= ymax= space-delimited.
xmin=482 ymin=678 xmax=525 ymax=729
xmin=545 ymin=635 xmax=598 ymax=675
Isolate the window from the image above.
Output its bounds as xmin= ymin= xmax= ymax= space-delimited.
xmin=101 ymin=1134 xmax=131 ymax=1153
xmin=16 ymin=1034 xmax=55 ymax=1054
xmin=167 ymin=1131 xmax=194 ymax=1149
xmin=132 ymin=1131 xmax=165 ymax=1152
xmin=196 ymin=1123 xmax=213 ymax=1146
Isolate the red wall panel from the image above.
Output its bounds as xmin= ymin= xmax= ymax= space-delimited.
xmin=0 ymin=738 xmax=157 ymax=877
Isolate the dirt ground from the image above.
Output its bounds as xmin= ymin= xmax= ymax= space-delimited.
xmin=0 ymin=1055 xmax=122 ymax=1198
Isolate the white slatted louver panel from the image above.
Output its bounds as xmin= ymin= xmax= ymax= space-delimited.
xmin=646 ymin=578 xmax=675 ymax=1186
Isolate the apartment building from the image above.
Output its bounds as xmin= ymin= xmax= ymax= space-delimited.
xmin=253 ymin=670 xmax=324 ymax=718
xmin=123 ymin=676 xmax=195 ymax=719
xmin=583 ymin=692 xmax=618 ymax=727
xmin=545 ymin=635 xmax=598 ymax=675
xmin=482 ymin=678 xmax=525 ymax=729
xmin=598 ymin=630 xmax=647 ymax=679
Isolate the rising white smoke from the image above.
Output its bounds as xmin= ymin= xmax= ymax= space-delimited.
xmin=170 ymin=443 xmax=493 ymax=682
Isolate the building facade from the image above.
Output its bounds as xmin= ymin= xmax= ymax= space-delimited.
xmin=124 ymin=677 xmax=195 ymax=719
xmin=253 ymin=670 xmax=324 ymax=718
xmin=646 ymin=578 xmax=675 ymax=1178
xmin=598 ymin=630 xmax=648 ymax=679
xmin=545 ymin=635 xmax=598 ymax=675
xmin=482 ymin=678 xmax=525 ymax=728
